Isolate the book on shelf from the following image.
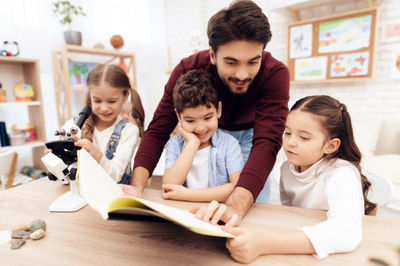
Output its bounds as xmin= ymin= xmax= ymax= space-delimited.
xmin=77 ymin=149 xmax=234 ymax=238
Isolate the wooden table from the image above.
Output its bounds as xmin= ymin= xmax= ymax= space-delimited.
xmin=0 ymin=179 xmax=399 ymax=265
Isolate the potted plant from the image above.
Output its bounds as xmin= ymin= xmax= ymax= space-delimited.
xmin=52 ymin=1 xmax=86 ymax=45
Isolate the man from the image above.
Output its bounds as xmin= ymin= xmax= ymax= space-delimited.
xmin=124 ymin=0 xmax=289 ymax=225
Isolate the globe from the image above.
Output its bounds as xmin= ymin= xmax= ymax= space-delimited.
xmin=110 ymin=35 xmax=124 ymax=49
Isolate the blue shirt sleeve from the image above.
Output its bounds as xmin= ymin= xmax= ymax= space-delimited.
xmin=225 ymin=136 xmax=244 ymax=175
xmin=165 ymin=136 xmax=181 ymax=169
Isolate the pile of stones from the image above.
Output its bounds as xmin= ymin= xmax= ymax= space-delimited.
xmin=10 ymin=218 xmax=46 ymax=249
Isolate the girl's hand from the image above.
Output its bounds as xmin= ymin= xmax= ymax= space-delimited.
xmin=44 ymin=148 xmax=52 ymax=155
xmin=176 ymin=123 xmax=201 ymax=148
xmin=162 ymin=184 xmax=189 ymax=200
xmin=74 ymin=137 xmax=103 ymax=163
xmin=222 ymin=226 xmax=265 ymax=264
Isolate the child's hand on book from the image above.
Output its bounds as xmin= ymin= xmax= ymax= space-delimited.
xmin=74 ymin=137 xmax=103 ymax=163
xmin=222 ymin=226 xmax=265 ymax=264
xmin=162 ymin=184 xmax=189 ymax=200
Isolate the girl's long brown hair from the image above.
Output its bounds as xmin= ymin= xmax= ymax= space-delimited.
xmin=81 ymin=64 xmax=144 ymax=141
xmin=291 ymin=95 xmax=376 ymax=215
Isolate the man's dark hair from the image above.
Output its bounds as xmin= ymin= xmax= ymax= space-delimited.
xmin=207 ymin=0 xmax=272 ymax=53
xmin=173 ymin=70 xmax=218 ymax=114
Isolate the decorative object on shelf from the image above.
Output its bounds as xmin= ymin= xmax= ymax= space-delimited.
xmin=11 ymin=123 xmax=37 ymax=143
xmin=0 ymin=121 xmax=10 ymax=147
xmin=51 ymin=1 xmax=86 ymax=45
xmin=93 ymin=42 xmax=105 ymax=49
xmin=0 ymin=41 xmax=20 ymax=56
xmin=110 ymin=35 xmax=124 ymax=49
xmin=13 ymin=83 xmax=34 ymax=102
xmin=68 ymin=61 xmax=97 ymax=86
xmin=0 ymin=82 xmax=6 ymax=102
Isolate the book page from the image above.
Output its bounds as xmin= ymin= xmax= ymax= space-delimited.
xmin=109 ymin=197 xmax=235 ymax=238
xmin=78 ymin=149 xmax=123 ymax=219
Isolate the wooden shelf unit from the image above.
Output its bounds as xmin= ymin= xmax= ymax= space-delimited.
xmin=0 ymin=56 xmax=47 ymax=170
xmin=51 ymin=45 xmax=137 ymax=127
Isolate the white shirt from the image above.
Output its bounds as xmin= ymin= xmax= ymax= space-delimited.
xmin=185 ymin=146 xmax=210 ymax=189
xmin=280 ymin=158 xmax=364 ymax=259
xmin=93 ymin=116 xmax=140 ymax=182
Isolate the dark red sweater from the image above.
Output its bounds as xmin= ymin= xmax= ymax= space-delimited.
xmin=134 ymin=50 xmax=290 ymax=199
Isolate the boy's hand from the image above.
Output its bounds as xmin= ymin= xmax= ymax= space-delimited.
xmin=74 ymin=137 xmax=103 ymax=163
xmin=176 ymin=123 xmax=201 ymax=148
xmin=162 ymin=184 xmax=189 ymax=200
xmin=222 ymin=226 xmax=265 ymax=264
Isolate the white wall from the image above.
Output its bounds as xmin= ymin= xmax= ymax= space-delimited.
xmin=164 ymin=0 xmax=400 ymax=122
xmin=0 ymin=0 xmax=168 ymax=169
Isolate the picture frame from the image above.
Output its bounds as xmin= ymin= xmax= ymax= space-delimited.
xmin=68 ymin=61 xmax=98 ymax=87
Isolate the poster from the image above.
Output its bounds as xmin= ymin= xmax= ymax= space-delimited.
xmin=319 ymin=15 xmax=371 ymax=53
xmin=381 ymin=21 xmax=400 ymax=43
xmin=69 ymin=61 xmax=98 ymax=86
xmin=330 ymin=52 xmax=369 ymax=77
xmin=294 ymin=57 xmax=327 ymax=81
xmin=390 ymin=48 xmax=400 ymax=79
xmin=290 ymin=24 xmax=313 ymax=59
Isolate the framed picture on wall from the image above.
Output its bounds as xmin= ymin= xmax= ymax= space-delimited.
xmin=287 ymin=8 xmax=377 ymax=83
xmin=68 ymin=61 xmax=98 ymax=87
xmin=381 ymin=20 xmax=400 ymax=43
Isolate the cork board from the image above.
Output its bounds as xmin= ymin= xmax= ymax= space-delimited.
xmin=287 ymin=8 xmax=377 ymax=83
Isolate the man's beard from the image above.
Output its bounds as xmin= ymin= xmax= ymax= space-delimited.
xmin=224 ymin=77 xmax=252 ymax=95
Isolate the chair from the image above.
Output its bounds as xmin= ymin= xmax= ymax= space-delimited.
xmin=363 ymin=169 xmax=394 ymax=216
xmin=0 ymin=148 xmax=18 ymax=190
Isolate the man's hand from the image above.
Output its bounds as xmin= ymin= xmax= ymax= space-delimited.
xmin=162 ymin=184 xmax=189 ymax=200
xmin=119 ymin=184 xmax=143 ymax=198
xmin=189 ymin=187 xmax=254 ymax=226
xmin=127 ymin=166 xmax=150 ymax=198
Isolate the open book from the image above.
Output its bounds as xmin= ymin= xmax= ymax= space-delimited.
xmin=77 ymin=149 xmax=234 ymax=238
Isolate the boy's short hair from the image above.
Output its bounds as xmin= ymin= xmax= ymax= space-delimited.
xmin=173 ymin=70 xmax=218 ymax=114
xmin=207 ymin=0 xmax=272 ymax=53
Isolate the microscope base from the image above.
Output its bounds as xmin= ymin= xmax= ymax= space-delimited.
xmin=49 ymin=191 xmax=87 ymax=212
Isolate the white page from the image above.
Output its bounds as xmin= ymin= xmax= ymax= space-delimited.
xmin=78 ymin=149 xmax=123 ymax=219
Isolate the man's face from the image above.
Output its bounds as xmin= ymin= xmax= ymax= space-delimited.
xmin=210 ymin=40 xmax=264 ymax=94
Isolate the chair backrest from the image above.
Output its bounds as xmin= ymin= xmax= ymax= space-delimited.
xmin=363 ymin=169 xmax=394 ymax=208
xmin=0 ymin=148 xmax=17 ymax=189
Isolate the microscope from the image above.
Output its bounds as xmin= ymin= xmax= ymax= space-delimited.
xmin=41 ymin=106 xmax=91 ymax=212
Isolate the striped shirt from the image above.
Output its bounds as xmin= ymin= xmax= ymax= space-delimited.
xmin=165 ymin=129 xmax=244 ymax=187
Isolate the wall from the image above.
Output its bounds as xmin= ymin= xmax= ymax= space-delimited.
xmin=0 ymin=0 xmax=168 ymax=170
xmin=164 ymin=0 xmax=400 ymax=122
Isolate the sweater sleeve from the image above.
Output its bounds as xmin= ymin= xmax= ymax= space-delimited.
xmin=236 ymin=63 xmax=290 ymax=199
xmin=301 ymin=167 xmax=364 ymax=259
xmin=99 ymin=123 xmax=139 ymax=182
xmin=133 ymin=63 xmax=185 ymax=175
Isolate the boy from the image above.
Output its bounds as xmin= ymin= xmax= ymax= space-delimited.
xmin=162 ymin=70 xmax=244 ymax=202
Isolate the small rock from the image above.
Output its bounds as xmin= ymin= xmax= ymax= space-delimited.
xmin=30 ymin=219 xmax=46 ymax=233
xmin=10 ymin=238 xmax=25 ymax=249
xmin=11 ymin=230 xmax=30 ymax=240
xmin=30 ymin=229 xmax=46 ymax=240
xmin=12 ymin=224 xmax=30 ymax=232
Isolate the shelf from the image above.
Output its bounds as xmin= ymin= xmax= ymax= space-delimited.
xmin=0 ymin=101 xmax=41 ymax=107
xmin=0 ymin=141 xmax=45 ymax=152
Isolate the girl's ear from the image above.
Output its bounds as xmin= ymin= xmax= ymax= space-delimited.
xmin=210 ymin=48 xmax=216 ymax=65
xmin=217 ymin=101 xmax=222 ymax=119
xmin=324 ymin=138 xmax=341 ymax=155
